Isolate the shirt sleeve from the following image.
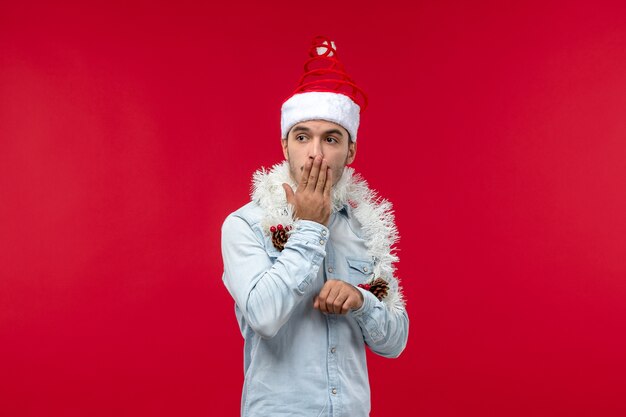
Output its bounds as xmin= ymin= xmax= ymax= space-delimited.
xmin=350 ymin=287 xmax=409 ymax=358
xmin=221 ymin=215 xmax=329 ymax=339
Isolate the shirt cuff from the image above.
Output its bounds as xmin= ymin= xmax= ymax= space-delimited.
xmin=350 ymin=288 xmax=385 ymax=342
xmin=289 ymin=219 xmax=330 ymax=248
xmin=351 ymin=287 xmax=377 ymax=316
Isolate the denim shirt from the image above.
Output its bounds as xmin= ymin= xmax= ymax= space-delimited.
xmin=221 ymin=200 xmax=409 ymax=417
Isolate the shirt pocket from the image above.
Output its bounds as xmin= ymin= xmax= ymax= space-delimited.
xmin=345 ymin=257 xmax=374 ymax=286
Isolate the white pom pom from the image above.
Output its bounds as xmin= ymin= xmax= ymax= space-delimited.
xmin=316 ymin=40 xmax=336 ymax=57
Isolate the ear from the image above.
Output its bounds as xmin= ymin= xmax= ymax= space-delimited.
xmin=346 ymin=141 xmax=357 ymax=165
xmin=281 ymin=138 xmax=289 ymax=160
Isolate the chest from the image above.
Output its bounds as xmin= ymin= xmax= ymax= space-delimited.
xmin=322 ymin=213 xmax=375 ymax=287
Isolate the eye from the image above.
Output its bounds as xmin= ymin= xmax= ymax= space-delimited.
xmin=325 ymin=136 xmax=339 ymax=144
xmin=295 ymin=134 xmax=308 ymax=142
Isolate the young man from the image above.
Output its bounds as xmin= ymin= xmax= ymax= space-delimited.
xmin=221 ymin=36 xmax=409 ymax=417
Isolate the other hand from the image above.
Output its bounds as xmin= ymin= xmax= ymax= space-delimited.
xmin=314 ymin=279 xmax=364 ymax=315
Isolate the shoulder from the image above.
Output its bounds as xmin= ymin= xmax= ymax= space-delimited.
xmin=221 ymin=201 xmax=267 ymax=245
xmin=223 ymin=201 xmax=263 ymax=227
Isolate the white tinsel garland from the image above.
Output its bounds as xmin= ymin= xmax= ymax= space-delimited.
xmin=251 ymin=161 xmax=405 ymax=315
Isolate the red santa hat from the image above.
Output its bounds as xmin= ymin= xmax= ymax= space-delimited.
xmin=281 ymin=36 xmax=368 ymax=142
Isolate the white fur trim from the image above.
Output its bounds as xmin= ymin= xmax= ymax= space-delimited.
xmin=251 ymin=161 xmax=405 ymax=315
xmin=281 ymin=92 xmax=361 ymax=141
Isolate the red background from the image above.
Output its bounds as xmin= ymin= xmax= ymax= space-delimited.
xmin=2 ymin=1 xmax=626 ymax=416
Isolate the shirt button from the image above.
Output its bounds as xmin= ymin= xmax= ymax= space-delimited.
xmin=319 ymin=240 xmax=325 ymax=245
xmin=322 ymin=230 xmax=327 ymax=236
xmin=363 ymin=266 xmax=368 ymax=272
xmin=331 ymin=388 xmax=337 ymax=395
xmin=330 ymin=347 xmax=336 ymax=353
xmin=328 ymin=267 xmax=334 ymax=273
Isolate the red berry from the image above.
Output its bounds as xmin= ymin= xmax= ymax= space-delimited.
xmin=277 ymin=224 xmax=283 ymax=231
xmin=270 ymin=226 xmax=277 ymax=233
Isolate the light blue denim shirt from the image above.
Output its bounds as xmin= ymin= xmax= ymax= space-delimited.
xmin=221 ymin=200 xmax=409 ymax=417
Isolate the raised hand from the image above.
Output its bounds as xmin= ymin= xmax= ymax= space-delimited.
xmin=282 ymin=155 xmax=333 ymax=226
xmin=314 ymin=280 xmax=364 ymax=314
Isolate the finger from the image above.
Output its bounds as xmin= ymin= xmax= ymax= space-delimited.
xmin=341 ymin=294 xmax=359 ymax=314
xmin=313 ymin=296 xmax=319 ymax=310
xmin=282 ymin=183 xmax=295 ymax=205
xmin=344 ymin=286 xmax=364 ymax=313
xmin=324 ymin=167 xmax=333 ymax=198
xmin=306 ymin=155 xmax=322 ymax=191
xmin=333 ymin=292 xmax=350 ymax=314
xmin=317 ymin=280 xmax=332 ymax=313
xmin=325 ymin=285 xmax=342 ymax=314
xmin=315 ymin=159 xmax=328 ymax=193
xmin=341 ymin=299 xmax=351 ymax=315
xmin=299 ymin=158 xmax=314 ymax=190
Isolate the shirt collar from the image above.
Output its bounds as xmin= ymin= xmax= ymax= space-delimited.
xmin=338 ymin=204 xmax=350 ymax=219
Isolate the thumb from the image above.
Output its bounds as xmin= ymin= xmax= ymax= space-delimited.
xmin=282 ymin=183 xmax=295 ymax=204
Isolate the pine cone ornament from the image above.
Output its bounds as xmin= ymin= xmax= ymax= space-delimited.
xmin=270 ymin=224 xmax=292 ymax=251
xmin=359 ymin=278 xmax=389 ymax=301
xmin=370 ymin=278 xmax=389 ymax=300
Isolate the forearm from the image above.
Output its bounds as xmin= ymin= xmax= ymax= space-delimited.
xmin=243 ymin=231 xmax=326 ymax=338
xmin=222 ymin=216 xmax=328 ymax=338
xmin=351 ymin=287 xmax=409 ymax=358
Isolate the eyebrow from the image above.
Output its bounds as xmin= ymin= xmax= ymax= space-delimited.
xmin=292 ymin=126 xmax=345 ymax=138
xmin=324 ymin=129 xmax=345 ymax=138
xmin=291 ymin=126 xmax=312 ymax=134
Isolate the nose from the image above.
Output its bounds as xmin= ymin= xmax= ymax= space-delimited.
xmin=308 ymin=138 xmax=323 ymax=160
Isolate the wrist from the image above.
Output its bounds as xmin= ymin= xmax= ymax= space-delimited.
xmin=351 ymin=287 xmax=372 ymax=315
xmin=355 ymin=285 xmax=364 ymax=308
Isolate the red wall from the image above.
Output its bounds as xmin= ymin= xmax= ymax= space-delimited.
xmin=2 ymin=1 xmax=626 ymax=416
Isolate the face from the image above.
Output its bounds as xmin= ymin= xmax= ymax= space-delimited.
xmin=282 ymin=120 xmax=357 ymax=186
